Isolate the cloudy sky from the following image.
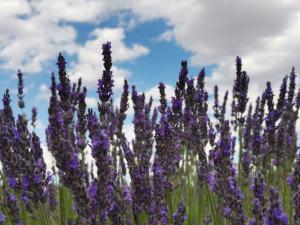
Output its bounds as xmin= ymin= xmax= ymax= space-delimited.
xmin=1 ymin=0 xmax=300 ymax=156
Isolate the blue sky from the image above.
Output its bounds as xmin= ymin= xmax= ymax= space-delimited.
xmin=1 ymin=0 xmax=300 ymax=157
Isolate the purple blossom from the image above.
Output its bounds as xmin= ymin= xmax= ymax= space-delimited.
xmin=0 ymin=212 xmax=5 ymax=224
xmin=224 ymin=207 xmax=232 ymax=216
xmin=34 ymin=174 xmax=42 ymax=184
xmin=22 ymin=175 xmax=30 ymax=190
xmin=208 ymin=172 xmax=216 ymax=192
xmin=69 ymin=154 xmax=79 ymax=169
xmin=87 ymin=181 xmax=98 ymax=200
xmin=8 ymin=177 xmax=17 ymax=188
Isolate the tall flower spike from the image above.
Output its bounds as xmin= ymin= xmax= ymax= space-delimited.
xmin=172 ymin=60 xmax=188 ymax=118
xmin=173 ymin=201 xmax=187 ymax=225
xmin=249 ymin=97 xmax=264 ymax=165
xmin=176 ymin=60 xmax=188 ymax=93
xmin=263 ymin=82 xmax=276 ymax=149
xmin=30 ymin=132 xmax=48 ymax=203
xmin=56 ymin=53 xmax=71 ymax=112
xmin=248 ymin=172 xmax=267 ymax=224
xmin=213 ymin=85 xmax=220 ymax=121
xmin=50 ymin=72 xmax=56 ymax=96
xmin=115 ymin=79 xmax=129 ymax=176
xmin=126 ymin=85 xmax=155 ymax=218
xmin=2 ymin=89 xmax=14 ymax=123
xmin=276 ymin=76 xmax=288 ymax=118
xmin=4 ymin=190 xmax=22 ymax=224
xmin=197 ymin=68 xmax=205 ymax=90
xmin=150 ymin=161 xmax=169 ymax=225
xmin=57 ymin=52 xmax=67 ymax=71
xmin=265 ymin=187 xmax=288 ymax=225
xmin=232 ymin=56 xmax=249 ymax=125
xmin=287 ymin=67 xmax=296 ymax=106
xmin=17 ymin=69 xmax=25 ymax=110
xmin=158 ymin=82 xmax=167 ymax=115
xmin=220 ymin=90 xmax=229 ymax=122
xmin=31 ymin=107 xmax=37 ymax=128
xmin=97 ymin=41 xmax=114 ymax=103
xmin=209 ymin=120 xmax=246 ymax=224
xmin=118 ymin=79 xmax=129 ymax=131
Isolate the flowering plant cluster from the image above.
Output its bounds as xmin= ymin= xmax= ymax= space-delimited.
xmin=0 ymin=42 xmax=299 ymax=225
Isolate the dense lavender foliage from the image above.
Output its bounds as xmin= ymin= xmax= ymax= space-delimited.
xmin=0 ymin=42 xmax=299 ymax=225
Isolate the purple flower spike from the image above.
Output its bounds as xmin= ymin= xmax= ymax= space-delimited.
xmin=97 ymin=41 xmax=114 ymax=103
xmin=209 ymin=120 xmax=246 ymax=224
xmin=17 ymin=70 xmax=25 ymax=109
xmin=249 ymin=173 xmax=267 ymax=224
xmin=232 ymin=56 xmax=249 ymax=125
xmin=265 ymin=187 xmax=289 ymax=225
xmin=173 ymin=201 xmax=187 ymax=225
xmin=0 ymin=212 xmax=5 ymax=224
xmin=158 ymin=82 xmax=167 ymax=115
xmin=31 ymin=107 xmax=37 ymax=128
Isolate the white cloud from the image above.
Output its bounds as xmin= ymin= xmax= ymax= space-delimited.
xmin=127 ymin=0 xmax=300 ymax=97
xmin=36 ymin=83 xmax=50 ymax=102
xmin=0 ymin=0 xmax=31 ymax=19
xmin=0 ymin=0 xmax=149 ymax=84
xmin=69 ymin=27 xmax=149 ymax=90
xmin=123 ymin=123 xmax=135 ymax=142
xmin=0 ymin=1 xmax=78 ymax=73
xmin=85 ymin=96 xmax=98 ymax=108
xmin=29 ymin=119 xmax=45 ymax=132
xmin=157 ymin=30 xmax=174 ymax=42
xmin=30 ymin=0 xmax=129 ymax=24
xmin=41 ymin=144 xmax=56 ymax=171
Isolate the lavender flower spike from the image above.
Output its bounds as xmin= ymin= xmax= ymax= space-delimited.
xmin=232 ymin=56 xmax=249 ymax=125
xmin=173 ymin=201 xmax=187 ymax=225
xmin=248 ymin=173 xmax=267 ymax=225
xmin=264 ymin=187 xmax=289 ymax=225
xmin=97 ymin=41 xmax=114 ymax=103
xmin=17 ymin=69 xmax=25 ymax=109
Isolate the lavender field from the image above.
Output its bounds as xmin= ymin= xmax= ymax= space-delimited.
xmin=0 ymin=41 xmax=299 ymax=225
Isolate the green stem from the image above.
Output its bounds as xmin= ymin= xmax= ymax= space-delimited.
xmin=238 ymin=123 xmax=243 ymax=182
xmin=205 ymin=184 xmax=217 ymax=225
